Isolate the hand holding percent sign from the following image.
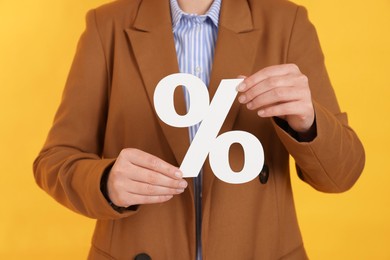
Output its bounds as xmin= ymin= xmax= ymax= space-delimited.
xmin=154 ymin=73 xmax=264 ymax=184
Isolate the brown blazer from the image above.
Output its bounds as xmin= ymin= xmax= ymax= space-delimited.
xmin=33 ymin=0 xmax=365 ymax=259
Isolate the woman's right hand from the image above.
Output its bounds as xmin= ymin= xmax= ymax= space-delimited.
xmin=106 ymin=148 xmax=188 ymax=208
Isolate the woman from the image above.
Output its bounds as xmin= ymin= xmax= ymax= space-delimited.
xmin=34 ymin=0 xmax=365 ymax=259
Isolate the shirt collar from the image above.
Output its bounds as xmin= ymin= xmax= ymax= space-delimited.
xmin=170 ymin=0 xmax=221 ymax=30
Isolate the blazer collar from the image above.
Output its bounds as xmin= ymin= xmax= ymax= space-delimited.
xmin=131 ymin=0 xmax=254 ymax=32
xmin=219 ymin=0 xmax=254 ymax=33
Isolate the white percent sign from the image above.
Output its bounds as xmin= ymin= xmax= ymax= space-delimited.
xmin=154 ymin=73 xmax=264 ymax=184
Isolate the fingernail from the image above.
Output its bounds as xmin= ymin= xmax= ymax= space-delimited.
xmin=258 ymin=110 xmax=265 ymax=116
xmin=238 ymin=95 xmax=246 ymax=103
xmin=179 ymin=181 xmax=188 ymax=188
xmin=236 ymin=82 xmax=246 ymax=91
xmin=175 ymin=171 xmax=182 ymax=178
xmin=176 ymin=188 xmax=185 ymax=193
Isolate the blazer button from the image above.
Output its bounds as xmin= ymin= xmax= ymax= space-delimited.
xmin=134 ymin=253 xmax=151 ymax=260
xmin=259 ymin=164 xmax=269 ymax=184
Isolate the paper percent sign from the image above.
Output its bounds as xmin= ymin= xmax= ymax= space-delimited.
xmin=154 ymin=73 xmax=264 ymax=184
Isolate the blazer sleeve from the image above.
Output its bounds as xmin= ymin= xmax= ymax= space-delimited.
xmin=33 ymin=10 xmax=137 ymax=219
xmin=273 ymin=6 xmax=365 ymax=193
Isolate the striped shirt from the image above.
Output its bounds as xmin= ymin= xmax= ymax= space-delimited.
xmin=170 ymin=0 xmax=221 ymax=259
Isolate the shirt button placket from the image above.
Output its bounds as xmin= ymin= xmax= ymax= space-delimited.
xmin=195 ymin=66 xmax=202 ymax=78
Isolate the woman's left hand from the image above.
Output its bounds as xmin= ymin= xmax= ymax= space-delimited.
xmin=237 ymin=64 xmax=315 ymax=134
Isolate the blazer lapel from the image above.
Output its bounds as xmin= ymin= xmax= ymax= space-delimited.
xmin=203 ymin=0 xmax=263 ymax=211
xmin=125 ymin=0 xmax=190 ymax=165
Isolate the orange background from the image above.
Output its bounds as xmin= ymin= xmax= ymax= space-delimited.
xmin=1 ymin=0 xmax=389 ymax=259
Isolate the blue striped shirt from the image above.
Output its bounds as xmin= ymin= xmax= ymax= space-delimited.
xmin=170 ymin=0 xmax=221 ymax=259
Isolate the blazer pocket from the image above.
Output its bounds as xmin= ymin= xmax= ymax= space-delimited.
xmin=279 ymin=244 xmax=308 ymax=260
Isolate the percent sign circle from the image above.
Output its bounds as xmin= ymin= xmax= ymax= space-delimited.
xmin=154 ymin=73 xmax=264 ymax=184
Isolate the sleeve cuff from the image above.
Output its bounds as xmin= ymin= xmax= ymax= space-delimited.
xmin=83 ymin=158 xmax=141 ymax=219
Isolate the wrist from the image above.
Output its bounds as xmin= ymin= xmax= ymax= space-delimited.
xmin=100 ymin=167 xmax=139 ymax=212
xmin=274 ymin=116 xmax=317 ymax=142
xmin=296 ymin=120 xmax=317 ymax=142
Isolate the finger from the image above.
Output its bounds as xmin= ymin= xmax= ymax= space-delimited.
xmin=237 ymin=64 xmax=300 ymax=92
xmin=122 ymin=148 xmax=183 ymax=180
xmin=246 ymin=85 xmax=304 ymax=111
xmin=116 ymin=193 xmax=174 ymax=207
xmin=257 ymin=101 xmax=315 ymax=133
xmin=127 ymin=165 xmax=188 ymax=190
xmin=107 ymin=174 xmax=184 ymax=207
xmin=238 ymin=74 xmax=302 ymax=104
xmin=127 ymin=194 xmax=174 ymax=206
xmin=126 ymin=180 xmax=185 ymax=196
xmin=256 ymin=101 xmax=312 ymax=119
